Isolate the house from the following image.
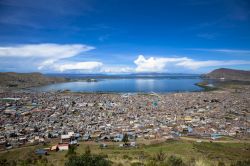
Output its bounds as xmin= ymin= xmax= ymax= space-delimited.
xmin=69 ymin=140 xmax=78 ymax=145
xmin=50 ymin=145 xmax=59 ymax=151
xmin=18 ymin=137 xmax=27 ymax=145
xmin=184 ymin=116 xmax=192 ymax=123
xmin=82 ymin=134 xmax=91 ymax=141
xmin=113 ymin=134 xmax=123 ymax=142
xmin=61 ymin=134 xmax=71 ymax=143
xmin=100 ymin=135 xmax=110 ymax=141
xmin=130 ymin=142 xmax=136 ymax=147
xmin=35 ymin=149 xmax=48 ymax=155
xmin=58 ymin=144 xmax=69 ymax=151
xmin=211 ymin=133 xmax=222 ymax=140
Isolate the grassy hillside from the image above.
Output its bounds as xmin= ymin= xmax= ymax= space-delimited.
xmin=0 ymin=139 xmax=249 ymax=166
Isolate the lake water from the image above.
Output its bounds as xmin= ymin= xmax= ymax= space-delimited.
xmin=36 ymin=77 xmax=204 ymax=93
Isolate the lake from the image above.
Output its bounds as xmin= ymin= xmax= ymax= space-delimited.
xmin=35 ymin=76 xmax=204 ymax=93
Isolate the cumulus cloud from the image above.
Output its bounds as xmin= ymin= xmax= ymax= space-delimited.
xmin=53 ymin=61 xmax=103 ymax=72
xmin=1 ymin=44 xmax=250 ymax=73
xmin=134 ymin=55 xmax=188 ymax=72
xmin=134 ymin=55 xmax=250 ymax=72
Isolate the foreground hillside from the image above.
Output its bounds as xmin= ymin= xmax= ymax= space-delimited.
xmin=0 ymin=139 xmax=249 ymax=166
xmin=203 ymin=68 xmax=250 ymax=81
xmin=0 ymin=72 xmax=66 ymax=89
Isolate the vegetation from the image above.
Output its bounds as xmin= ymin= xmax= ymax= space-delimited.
xmin=153 ymin=149 xmax=167 ymax=162
xmin=122 ymin=133 xmax=129 ymax=144
xmin=0 ymin=150 xmax=51 ymax=166
xmin=66 ymin=145 xmax=77 ymax=157
xmin=231 ymin=160 xmax=250 ymax=166
xmin=65 ymin=145 xmax=111 ymax=166
xmin=195 ymin=82 xmax=218 ymax=91
xmin=0 ymin=140 xmax=249 ymax=166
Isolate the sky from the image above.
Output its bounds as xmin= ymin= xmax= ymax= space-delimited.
xmin=0 ymin=0 xmax=250 ymax=74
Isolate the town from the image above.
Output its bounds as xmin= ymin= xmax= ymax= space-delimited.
xmin=0 ymin=87 xmax=249 ymax=152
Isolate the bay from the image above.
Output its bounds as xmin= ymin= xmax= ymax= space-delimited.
xmin=36 ymin=76 xmax=204 ymax=93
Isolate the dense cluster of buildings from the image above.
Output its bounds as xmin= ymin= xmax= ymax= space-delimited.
xmin=0 ymin=89 xmax=249 ymax=150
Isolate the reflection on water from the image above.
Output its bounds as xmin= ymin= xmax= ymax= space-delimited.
xmin=35 ymin=78 xmax=203 ymax=93
xmin=135 ymin=79 xmax=156 ymax=92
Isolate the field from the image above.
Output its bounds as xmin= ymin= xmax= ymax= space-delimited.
xmin=0 ymin=137 xmax=250 ymax=166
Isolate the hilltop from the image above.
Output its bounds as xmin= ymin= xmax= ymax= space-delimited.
xmin=0 ymin=72 xmax=67 ymax=89
xmin=203 ymin=68 xmax=250 ymax=81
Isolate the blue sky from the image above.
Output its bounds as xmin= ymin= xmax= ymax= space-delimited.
xmin=0 ymin=0 xmax=250 ymax=73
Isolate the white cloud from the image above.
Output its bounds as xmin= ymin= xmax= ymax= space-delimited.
xmin=1 ymin=44 xmax=250 ymax=73
xmin=134 ymin=55 xmax=250 ymax=72
xmin=190 ymin=48 xmax=250 ymax=54
xmin=134 ymin=55 xmax=188 ymax=72
xmin=0 ymin=43 xmax=94 ymax=58
xmin=53 ymin=61 xmax=103 ymax=72
xmin=0 ymin=43 xmax=96 ymax=72
xmin=176 ymin=59 xmax=250 ymax=70
xmin=101 ymin=66 xmax=134 ymax=73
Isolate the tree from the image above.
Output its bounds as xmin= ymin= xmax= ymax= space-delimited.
xmin=66 ymin=145 xmax=77 ymax=157
xmin=48 ymin=133 xmax=52 ymax=138
xmin=122 ymin=133 xmax=129 ymax=144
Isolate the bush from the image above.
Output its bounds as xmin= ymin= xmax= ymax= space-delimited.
xmin=17 ymin=150 xmax=49 ymax=166
xmin=0 ymin=158 xmax=14 ymax=166
xmin=123 ymin=155 xmax=129 ymax=159
xmin=166 ymin=156 xmax=185 ymax=166
xmin=218 ymin=161 xmax=225 ymax=166
xmin=123 ymin=133 xmax=129 ymax=144
xmin=130 ymin=162 xmax=144 ymax=166
xmin=231 ymin=160 xmax=250 ymax=166
xmin=65 ymin=153 xmax=111 ymax=166
xmin=85 ymin=145 xmax=91 ymax=155
xmin=153 ymin=149 xmax=167 ymax=162
xmin=66 ymin=145 xmax=77 ymax=157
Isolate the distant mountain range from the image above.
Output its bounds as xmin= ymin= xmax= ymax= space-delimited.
xmin=203 ymin=68 xmax=250 ymax=81
xmin=46 ymin=72 xmax=201 ymax=79
xmin=0 ymin=72 xmax=66 ymax=89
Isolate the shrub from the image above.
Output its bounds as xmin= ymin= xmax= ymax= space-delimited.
xmin=231 ymin=160 xmax=250 ymax=166
xmin=166 ymin=155 xmax=185 ymax=166
xmin=130 ymin=162 xmax=144 ymax=166
xmin=154 ymin=149 xmax=167 ymax=162
xmin=66 ymin=145 xmax=77 ymax=157
xmin=65 ymin=153 xmax=111 ymax=166
xmin=218 ymin=161 xmax=225 ymax=166
xmin=123 ymin=155 xmax=129 ymax=159
xmin=123 ymin=133 xmax=129 ymax=144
